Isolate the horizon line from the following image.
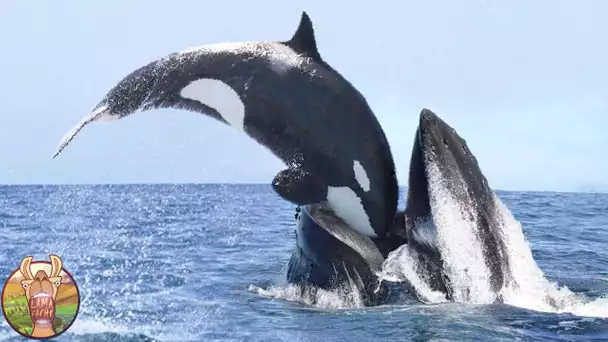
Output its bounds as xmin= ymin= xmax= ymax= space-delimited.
xmin=0 ymin=182 xmax=606 ymax=195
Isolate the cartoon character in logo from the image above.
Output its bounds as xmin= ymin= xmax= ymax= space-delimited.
xmin=18 ymin=255 xmax=63 ymax=338
xmin=1 ymin=254 xmax=80 ymax=339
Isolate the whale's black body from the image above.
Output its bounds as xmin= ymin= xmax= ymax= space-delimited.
xmin=287 ymin=203 xmax=410 ymax=306
xmin=52 ymin=12 xmax=400 ymax=241
xmin=287 ymin=203 xmax=386 ymax=305
xmin=403 ymin=109 xmax=511 ymax=302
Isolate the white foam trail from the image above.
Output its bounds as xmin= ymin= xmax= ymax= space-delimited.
xmin=67 ymin=317 xmax=132 ymax=336
xmin=66 ymin=316 xmax=201 ymax=341
xmin=248 ymin=282 xmax=365 ymax=310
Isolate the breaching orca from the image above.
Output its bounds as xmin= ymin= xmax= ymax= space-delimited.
xmin=403 ymin=108 xmax=511 ymax=302
xmin=52 ymin=12 xmax=400 ymax=241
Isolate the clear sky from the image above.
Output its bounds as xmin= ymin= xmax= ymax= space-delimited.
xmin=0 ymin=0 xmax=606 ymax=191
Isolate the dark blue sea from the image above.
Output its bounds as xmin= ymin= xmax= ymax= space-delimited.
xmin=0 ymin=184 xmax=606 ymax=341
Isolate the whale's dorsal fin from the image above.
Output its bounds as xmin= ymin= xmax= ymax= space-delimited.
xmin=286 ymin=11 xmax=322 ymax=61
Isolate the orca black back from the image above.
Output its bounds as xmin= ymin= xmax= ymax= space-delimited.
xmin=53 ymin=11 xmax=399 ymax=240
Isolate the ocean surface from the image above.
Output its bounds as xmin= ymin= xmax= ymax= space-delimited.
xmin=0 ymin=184 xmax=606 ymax=341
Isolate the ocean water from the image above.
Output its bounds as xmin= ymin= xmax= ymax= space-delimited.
xmin=0 ymin=184 xmax=606 ymax=341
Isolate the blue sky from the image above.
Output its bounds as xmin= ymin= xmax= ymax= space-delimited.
xmin=0 ymin=1 xmax=606 ymax=191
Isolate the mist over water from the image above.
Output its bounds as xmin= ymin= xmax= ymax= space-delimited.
xmin=1 ymin=184 xmax=607 ymax=341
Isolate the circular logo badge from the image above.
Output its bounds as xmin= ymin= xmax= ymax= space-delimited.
xmin=1 ymin=255 xmax=80 ymax=340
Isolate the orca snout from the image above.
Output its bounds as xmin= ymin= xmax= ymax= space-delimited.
xmin=52 ymin=104 xmax=116 ymax=158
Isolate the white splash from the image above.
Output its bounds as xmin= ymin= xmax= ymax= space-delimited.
xmin=248 ymin=282 xmax=365 ymax=310
xmin=425 ymin=160 xmax=496 ymax=303
xmin=408 ymin=217 xmax=438 ymax=249
xmin=492 ymin=194 xmax=608 ymax=317
xmin=378 ymin=244 xmax=448 ymax=304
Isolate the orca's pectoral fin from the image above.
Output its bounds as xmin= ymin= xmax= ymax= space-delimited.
xmin=52 ymin=105 xmax=113 ymax=159
xmin=272 ymin=168 xmax=327 ymax=205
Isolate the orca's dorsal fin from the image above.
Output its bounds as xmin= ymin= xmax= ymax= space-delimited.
xmin=287 ymin=11 xmax=322 ymax=61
